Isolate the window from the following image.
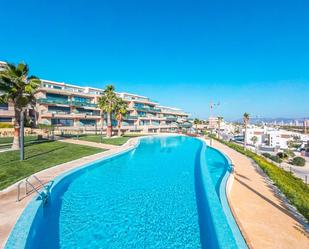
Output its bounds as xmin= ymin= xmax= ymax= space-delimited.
xmin=74 ymin=96 xmax=90 ymax=103
xmin=51 ymin=119 xmax=73 ymax=126
xmin=0 ymin=103 xmax=8 ymax=110
xmin=0 ymin=117 xmax=12 ymax=122
xmin=139 ymin=120 xmax=150 ymax=126
xmin=46 ymin=93 xmax=68 ymax=100
xmin=48 ymin=106 xmax=70 ymax=113
xmin=80 ymin=119 xmax=96 ymax=126
xmin=122 ymin=121 xmax=134 ymax=126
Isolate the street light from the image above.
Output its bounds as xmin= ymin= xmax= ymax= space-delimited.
xmin=20 ymin=110 xmax=25 ymax=161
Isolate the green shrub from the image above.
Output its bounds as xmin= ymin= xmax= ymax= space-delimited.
xmin=276 ymin=152 xmax=288 ymax=160
xmin=292 ymin=157 xmax=306 ymax=167
xmin=262 ymin=152 xmax=271 ymax=158
xmin=0 ymin=123 xmax=13 ymax=128
xmin=37 ymin=124 xmax=53 ymax=130
xmin=209 ymin=135 xmax=309 ymax=221
xmin=283 ymin=149 xmax=295 ymax=158
xmin=270 ymin=155 xmax=283 ymax=163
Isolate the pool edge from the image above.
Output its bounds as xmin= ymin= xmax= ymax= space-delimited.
xmin=200 ymin=138 xmax=250 ymax=249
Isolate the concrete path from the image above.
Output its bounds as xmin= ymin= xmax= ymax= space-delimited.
xmin=212 ymin=140 xmax=309 ymax=249
xmin=59 ymin=138 xmax=119 ymax=150
xmin=0 ymin=138 xmax=138 ymax=249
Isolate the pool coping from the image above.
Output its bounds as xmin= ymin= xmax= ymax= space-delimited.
xmin=203 ymin=138 xmax=254 ymax=249
xmin=199 ymin=137 xmax=249 ymax=249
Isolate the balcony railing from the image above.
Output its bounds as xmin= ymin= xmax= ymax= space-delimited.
xmin=134 ymin=105 xmax=161 ymax=113
xmin=73 ymin=110 xmax=100 ymax=116
xmin=71 ymin=100 xmax=97 ymax=108
xmin=166 ymin=117 xmax=177 ymax=122
xmin=124 ymin=115 xmax=138 ymax=120
xmin=47 ymin=111 xmax=70 ymax=115
xmin=37 ymin=98 xmax=70 ymax=105
xmin=37 ymin=98 xmax=98 ymax=108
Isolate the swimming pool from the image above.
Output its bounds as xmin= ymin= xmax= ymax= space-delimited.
xmin=5 ymin=136 xmax=248 ymax=249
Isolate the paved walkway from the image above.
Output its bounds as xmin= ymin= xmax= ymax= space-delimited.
xmin=60 ymin=138 xmax=119 ymax=150
xmin=212 ymin=140 xmax=309 ymax=249
xmin=0 ymin=138 xmax=138 ymax=249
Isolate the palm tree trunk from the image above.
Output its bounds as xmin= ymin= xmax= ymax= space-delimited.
xmin=12 ymin=108 xmax=20 ymax=150
xmin=107 ymin=112 xmax=112 ymax=137
xmin=100 ymin=110 xmax=104 ymax=135
xmin=117 ymin=118 xmax=122 ymax=137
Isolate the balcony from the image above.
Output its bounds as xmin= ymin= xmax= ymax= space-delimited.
xmin=71 ymin=100 xmax=97 ymax=108
xmin=124 ymin=115 xmax=138 ymax=120
xmin=37 ymin=98 xmax=70 ymax=105
xmin=165 ymin=117 xmax=177 ymax=122
xmin=41 ymin=111 xmax=71 ymax=118
xmin=73 ymin=110 xmax=100 ymax=118
xmin=134 ymin=105 xmax=161 ymax=113
xmin=37 ymin=98 xmax=98 ymax=108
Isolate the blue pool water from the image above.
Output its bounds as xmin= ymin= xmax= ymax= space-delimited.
xmin=6 ymin=136 xmax=248 ymax=249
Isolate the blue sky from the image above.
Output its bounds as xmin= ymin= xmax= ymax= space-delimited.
xmin=0 ymin=0 xmax=308 ymax=120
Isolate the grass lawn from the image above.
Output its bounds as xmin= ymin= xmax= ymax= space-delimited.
xmin=78 ymin=134 xmax=146 ymax=146
xmin=0 ymin=135 xmax=39 ymax=145
xmin=0 ymin=141 xmax=103 ymax=190
xmin=0 ymin=135 xmax=42 ymax=150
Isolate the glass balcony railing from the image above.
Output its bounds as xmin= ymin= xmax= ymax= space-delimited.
xmin=71 ymin=100 xmax=97 ymax=108
xmin=166 ymin=117 xmax=178 ymax=122
xmin=73 ymin=110 xmax=100 ymax=116
xmin=48 ymin=111 xmax=70 ymax=115
xmin=37 ymin=98 xmax=70 ymax=105
xmin=37 ymin=98 xmax=98 ymax=108
xmin=125 ymin=115 xmax=138 ymax=120
xmin=134 ymin=105 xmax=161 ymax=113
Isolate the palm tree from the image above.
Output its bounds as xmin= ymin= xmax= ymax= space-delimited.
xmin=193 ymin=118 xmax=200 ymax=133
xmin=243 ymin=112 xmax=250 ymax=150
xmin=115 ymin=99 xmax=128 ymax=136
xmin=98 ymin=85 xmax=118 ymax=137
xmin=217 ymin=116 xmax=223 ymax=139
xmin=0 ymin=62 xmax=41 ymax=149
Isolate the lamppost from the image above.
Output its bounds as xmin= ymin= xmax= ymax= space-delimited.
xmin=20 ymin=110 xmax=25 ymax=161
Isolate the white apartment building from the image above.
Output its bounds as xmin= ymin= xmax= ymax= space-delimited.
xmin=266 ymin=130 xmax=292 ymax=149
xmin=0 ymin=62 xmax=190 ymax=133
xmin=244 ymin=126 xmax=266 ymax=146
xmin=243 ymin=126 xmax=299 ymax=149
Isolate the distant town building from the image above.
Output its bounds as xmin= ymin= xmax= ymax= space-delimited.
xmin=208 ymin=117 xmax=218 ymax=129
xmin=304 ymin=119 xmax=309 ymax=134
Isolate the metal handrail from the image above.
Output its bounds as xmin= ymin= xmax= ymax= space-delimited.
xmin=17 ymin=175 xmax=49 ymax=202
